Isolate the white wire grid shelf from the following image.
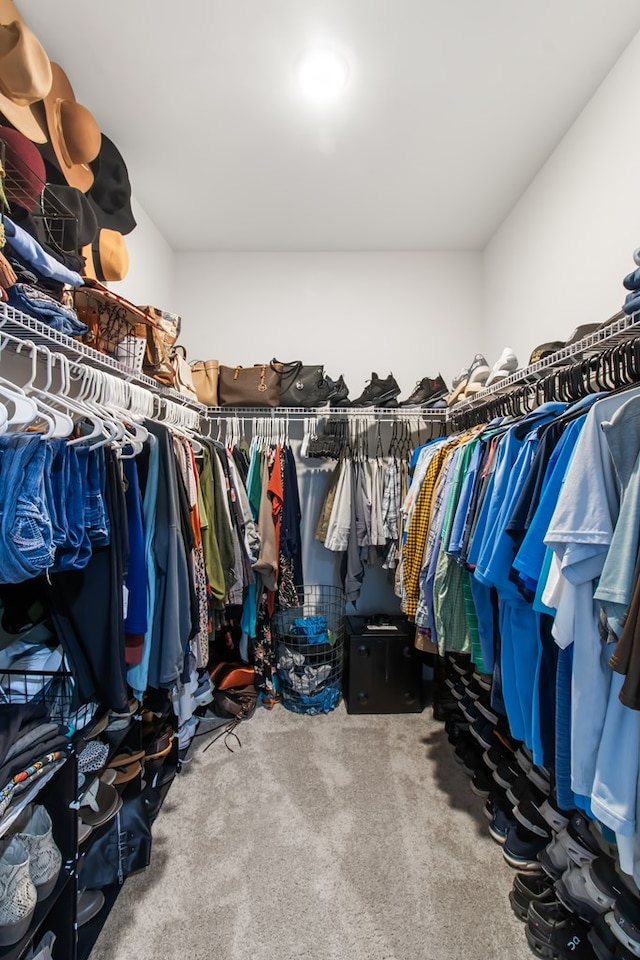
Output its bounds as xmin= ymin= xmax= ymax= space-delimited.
xmin=449 ymin=310 xmax=640 ymax=413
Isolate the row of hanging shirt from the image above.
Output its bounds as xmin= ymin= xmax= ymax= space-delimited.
xmin=312 ymin=416 xmax=430 ymax=603
xmin=399 ymin=373 xmax=640 ymax=889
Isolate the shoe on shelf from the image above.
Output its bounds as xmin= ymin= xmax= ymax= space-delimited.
xmin=11 ymin=804 xmax=62 ymax=900
xmin=447 ymin=366 xmax=470 ymax=406
xmin=485 ymin=347 xmax=518 ymax=387
xmin=461 ymin=354 xmax=491 ymax=398
xmin=77 ymin=888 xmax=105 ymax=927
xmin=0 ymin=836 xmax=37 ymax=947
xmin=350 ymin=372 xmax=401 ymax=408
xmin=326 ymin=375 xmax=350 ymax=407
xmin=399 ymin=374 xmax=448 ymax=407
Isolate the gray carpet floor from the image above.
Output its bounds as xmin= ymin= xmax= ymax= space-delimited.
xmin=91 ymin=704 xmax=533 ymax=960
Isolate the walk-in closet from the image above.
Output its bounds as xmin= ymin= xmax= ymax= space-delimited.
xmin=0 ymin=3 xmax=639 ymax=959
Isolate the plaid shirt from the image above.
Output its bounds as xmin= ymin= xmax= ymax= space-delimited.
xmin=403 ymin=437 xmax=464 ymax=618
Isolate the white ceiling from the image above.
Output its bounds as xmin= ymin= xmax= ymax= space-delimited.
xmin=18 ymin=0 xmax=640 ymax=252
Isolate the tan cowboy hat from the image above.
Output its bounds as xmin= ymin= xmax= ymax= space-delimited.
xmin=42 ymin=63 xmax=101 ymax=192
xmin=82 ymin=228 xmax=129 ymax=283
xmin=0 ymin=18 xmax=50 ymax=143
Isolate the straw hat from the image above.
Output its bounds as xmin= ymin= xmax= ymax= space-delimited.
xmin=82 ymin=228 xmax=129 ymax=282
xmin=41 ymin=63 xmax=101 ymax=192
xmin=0 ymin=19 xmax=50 ymax=143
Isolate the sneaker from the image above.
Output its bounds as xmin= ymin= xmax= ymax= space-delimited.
xmin=588 ymin=913 xmax=630 ymax=960
xmin=509 ymin=872 xmax=556 ymax=923
xmin=0 ymin=837 xmax=37 ymax=947
xmin=350 ymin=372 xmax=401 ymax=407
xmin=515 ymin=744 xmax=534 ymax=774
xmin=461 ymin=354 xmax=491 ymax=397
xmin=539 ymin=831 xmax=573 ymax=881
xmin=515 ymin=797 xmax=557 ymax=839
xmin=399 ymin=374 xmax=448 ymax=407
xmin=470 ymin=718 xmax=496 ymax=751
xmin=555 ymin=859 xmax=622 ymax=923
xmin=563 ymin=813 xmax=602 ymax=868
xmin=503 ymin=823 xmax=549 ymax=872
xmin=489 ymin=805 xmax=517 ymax=845
xmin=526 ymin=899 xmax=594 ymax=960
xmin=470 ymin=767 xmax=495 ymax=798
xmin=493 ymin=757 xmax=522 ymax=791
xmin=538 ymin=797 xmax=572 ymax=834
xmin=507 ymin=773 xmax=546 ymax=808
xmin=475 ymin=698 xmax=499 ymax=724
xmin=194 ymin=671 xmax=214 ymax=707
xmin=483 ymin=743 xmax=510 ymax=772
xmin=485 ymin=347 xmax=518 ymax=387
xmin=484 ymin=789 xmax=510 ymax=821
xmin=447 ymin=366 xmax=470 ymax=406
xmin=326 ymin=375 xmax=350 ymax=407
xmin=609 ymin=888 xmax=640 ymax=954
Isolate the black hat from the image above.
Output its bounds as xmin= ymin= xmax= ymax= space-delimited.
xmin=34 ymin=183 xmax=98 ymax=253
xmin=87 ymin=134 xmax=136 ymax=235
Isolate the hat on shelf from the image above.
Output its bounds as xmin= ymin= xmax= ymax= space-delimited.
xmin=0 ymin=18 xmax=50 ymax=143
xmin=528 ymin=340 xmax=565 ymax=365
xmin=40 ymin=63 xmax=101 ymax=192
xmin=35 ymin=182 xmax=98 ymax=253
xmin=87 ymin=134 xmax=136 ymax=235
xmin=0 ymin=123 xmax=45 ymax=209
xmin=81 ymin=227 xmax=129 ymax=282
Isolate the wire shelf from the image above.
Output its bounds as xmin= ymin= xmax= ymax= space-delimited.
xmin=449 ymin=311 xmax=640 ymax=412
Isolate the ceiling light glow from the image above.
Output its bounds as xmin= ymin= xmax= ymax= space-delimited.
xmin=298 ymin=49 xmax=348 ymax=102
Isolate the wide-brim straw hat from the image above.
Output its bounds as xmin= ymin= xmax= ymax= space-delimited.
xmin=0 ymin=16 xmax=50 ymax=143
xmin=81 ymin=227 xmax=129 ymax=283
xmin=41 ymin=63 xmax=101 ymax=192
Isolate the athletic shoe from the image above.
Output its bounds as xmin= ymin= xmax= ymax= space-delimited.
xmin=485 ymin=347 xmax=518 ymax=387
xmin=470 ymin=767 xmax=495 ymax=798
xmin=470 ymin=718 xmax=496 ymax=751
xmin=399 ymin=374 xmax=448 ymax=407
xmin=489 ymin=805 xmax=517 ymax=845
xmin=538 ymin=797 xmax=572 ymax=834
xmin=503 ymin=823 xmax=549 ymax=872
xmin=509 ymin=872 xmax=556 ymax=923
xmin=350 ymin=372 xmax=401 ymax=408
xmin=526 ymin=899 xmax=594 ymax=960
xmin=555 ymin=859 xmax=622 ymax=923
xmin=515 ymin=796 xmax=558 ymax=839
xmin=515 ymin=744 xmax=534 ymax=774
xmin=493 ymin=757 xmax=522 ymax=791
xmin=483 ymin=743 xmax=511 ymax=772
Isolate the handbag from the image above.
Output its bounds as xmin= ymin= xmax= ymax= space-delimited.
xmin=272 ymin=358 xmax=326 ymax=407
xmin=78 ymin=794 xmax=152 ymax=888
xmin=169 ymin=345 xmax=198 ymax=401
xmin=137 ymin=304 xmax=182 ymax=387
xmin=190 ymin=359 xmax=219 ymax=406
xmin=218 ymin=364 xmax=282 ymax=408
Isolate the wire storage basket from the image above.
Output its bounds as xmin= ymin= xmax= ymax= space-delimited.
xmin=272 ymin=585 xmax=345 ymax=715
xmin=0 ymin=669 xmax=95 ymax=732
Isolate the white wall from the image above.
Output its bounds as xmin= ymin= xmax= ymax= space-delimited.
xmin=482 ymin=31 xmax=640 ymax=367
xmin=110 ymin=197 xmax=176 ymax=313
xmin=174 ymin=252 xmax=481 ymax=397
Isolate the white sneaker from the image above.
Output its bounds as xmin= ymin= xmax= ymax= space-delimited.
xmin=485 ymin=347 xmax=518 ymax=387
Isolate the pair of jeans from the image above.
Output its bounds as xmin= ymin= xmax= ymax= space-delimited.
xmin=53 ymin=445 xmax=92 ymax=572
xmin=7 ymin=283 xmax=87 ymax=336
xmin=0 ymin=435 xmax=54 ymax=582
xmin=84 ymin=448 xmax=110 ymax=546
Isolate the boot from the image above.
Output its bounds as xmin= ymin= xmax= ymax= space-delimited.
xmin=12 ymin=804 xmax=62 ymax=900
xmin=0 ymin=836 xmax=37 ymax=946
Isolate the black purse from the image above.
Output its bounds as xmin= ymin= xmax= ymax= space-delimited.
xmin=79 ymin=794 xmax=152 ymax=888
xmin=271 ymin=359 xmax=326 ymax=407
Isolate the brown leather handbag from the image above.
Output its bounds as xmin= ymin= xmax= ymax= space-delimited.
xmin=190 ymin=359 xmax=219 ymax=406
xmin=218 ymin=363 xmax=282 ymax=407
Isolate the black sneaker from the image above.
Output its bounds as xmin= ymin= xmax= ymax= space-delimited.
xmin=526 ymin=899 xmax=595 ymax=959
xmin=507 ymin=773 xmax=546 ymax=808
xmin=470 ymin=766 xmax=495 ymax=798
xmin=453 ymin=733 xmax=477 ymax=765
xmin=470 ymin=718 xmax=496 ymax=751
xmin=350 ymin=372 xmax=401 ymax=407
xmin=493 ymin=757 xmax=522 ymax=791
xmin=588 ymin=913 xmax=626 ymax=960
xmin=503 ymin=823 xmax=550 ymax=872
xmin=483 ymin=742 xmax=511 ymax=772
xmin=509 ymin=873 xmax=556 ymax=922
xmin=515 ymin=796 xmax=558 ymax=838
xmin=399 ymin=374 xmax=448 ymax=407
xmin=322 ymin=374 xmax=349 ymax=407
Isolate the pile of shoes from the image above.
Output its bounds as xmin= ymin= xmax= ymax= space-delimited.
xmin=437 ymin=651 xmax=640 ymax=960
